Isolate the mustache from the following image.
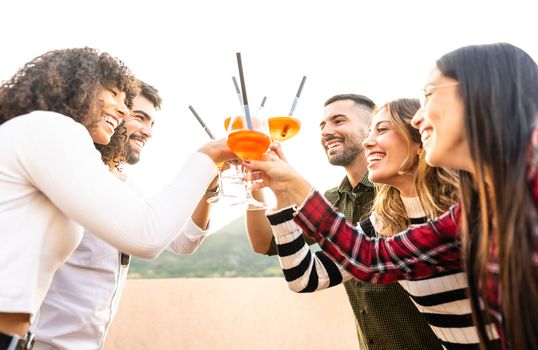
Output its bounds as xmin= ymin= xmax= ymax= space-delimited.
xmin=323 ymin=135 xmax=344 ymax=143
xmin=129 ymin=133 xmax=147 ymax=142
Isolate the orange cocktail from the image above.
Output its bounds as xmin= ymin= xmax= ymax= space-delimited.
xmin=268 ymin=116 xmax=301 ymax=141
xmin=224 ymin=117 xmax=244 ymax=131
xmin=227 ymin=129 xmax=271 ymax=160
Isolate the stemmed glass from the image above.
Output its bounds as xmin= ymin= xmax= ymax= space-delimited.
xmin=206 ymin=162 xmax=226 ymax=204
xmin=223 ymin=116 xmax=245 ymax=182
xmin=267 ymin=115 xmax=301 ymax=142
xmin=188 ymin=105 xmax=239 ymax=204
xmin=267 ymin=76 xmax=305 ymax=142
xmin=225 ymin=114 xmax=271 ymax=209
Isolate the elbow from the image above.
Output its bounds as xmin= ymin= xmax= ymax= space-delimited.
xmin=286 ymin=284 xmax=302 ymax=293
xmin=251 ymin=243 xmax=270 ymax=255
xmin=134 ymin=247 xmax=163 ymax=260
xmin=176 ymin=247 xmax=197 ymax=256
xmin=168 ymin=236 xmax=204 ymax=255
xmin=128 ymin=239 xmax=170 ymax=259
xmin=286 ymin=281 xmax=312 ymax=293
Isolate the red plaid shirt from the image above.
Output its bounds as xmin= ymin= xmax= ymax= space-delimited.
xmin=295 ymin=192 xmax=463 ymax=283
xmin=292 ymin=132 xmax=538 ymax=349
xmin=294 ymin=178 xmax=538 ymax=348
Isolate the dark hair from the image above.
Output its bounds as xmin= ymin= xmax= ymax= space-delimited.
xmin=97 ymin=80 xmax=163 ymax=169
xmin=0 ymin=47 xmax=139 ymax=128
xmin=324 ymin=93 xmax=376 ymax=111
xmin=97 ymin=81 xmax=163 ymax=169
xmin=437 ymin=43 xmax=538 ymax=349
xmin=95 ymin=123 xmax=128 ymax=169
xmin=138 ymin=80 xmax=163 ymax=109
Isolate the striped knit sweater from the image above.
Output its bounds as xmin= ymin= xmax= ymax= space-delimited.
xmin=268 ymin=197 xmax=500 ymax=350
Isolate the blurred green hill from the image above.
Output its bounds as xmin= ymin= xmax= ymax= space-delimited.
xmin=128 ymin=216 xmax=283 ymax=278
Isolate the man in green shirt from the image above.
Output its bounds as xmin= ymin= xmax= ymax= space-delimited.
xmin=245 ymin=94 xmax=440 ymax=349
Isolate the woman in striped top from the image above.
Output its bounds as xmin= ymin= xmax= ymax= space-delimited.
xmin=269 ymin=98 xmax=497 ymax=349
xmin=246 ymin=43 xmax=538 ymax=349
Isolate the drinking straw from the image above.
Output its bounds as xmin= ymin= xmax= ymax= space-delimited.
xmin=231 ymin=76 xmax=244 ymax=109
xmin=288 ymin=75 xmax=307 ymax=116
xmin=188 ymin=105 xmax=215 ymax=140
xmin=235 ymin=52 xmax=253 ymax=129
xmin=257 ymin=96 xmax=267 ymax=113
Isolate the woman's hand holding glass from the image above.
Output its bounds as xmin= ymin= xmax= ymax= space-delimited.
xmin=243 ymin=142 xmax=312 ymax=209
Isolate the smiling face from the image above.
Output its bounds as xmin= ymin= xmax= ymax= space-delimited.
xmin=123 ymin=95 xmax=156 ymax=164
xmin=320 ymin=99 xmax=370 ymax=168
xmin=412 ymin=67 xmax=472 ymax=172
xmin=88 ymin=87 xmax=128 ymax=145
xmin=363 ymin=107 xmax=420 ymax=191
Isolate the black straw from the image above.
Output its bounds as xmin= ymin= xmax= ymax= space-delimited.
xmin=236 ymin=52 xmax=252 ymax=129
xmin=288 ymin=75 xmax=307 ymax=116
xmin=188 ymin=105 xmax=215 ymax=140
xmin=259 ymin=96 xmax=267 ymax=110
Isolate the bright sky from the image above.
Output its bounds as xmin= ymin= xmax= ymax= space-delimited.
xmin=2 ymin=0 xmax=537 ymax=229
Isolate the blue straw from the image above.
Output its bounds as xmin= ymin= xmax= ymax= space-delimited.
xmin=231 ymin=76 xmax=244 ymax=110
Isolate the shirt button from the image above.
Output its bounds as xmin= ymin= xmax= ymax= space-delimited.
xmin=361 ymin=309 xmax=366 ymax=315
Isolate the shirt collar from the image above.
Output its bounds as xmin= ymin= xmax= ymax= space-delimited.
xmin=336 ymin=172 xmax=373 ymax=194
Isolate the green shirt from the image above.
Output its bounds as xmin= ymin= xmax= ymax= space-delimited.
xmin=324 ymin=175 xmax=441 ymax=350
xmin=268 ymin=173 xmax=441 ymax=349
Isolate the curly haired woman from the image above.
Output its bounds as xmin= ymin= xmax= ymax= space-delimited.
xmin=0 ymin=48 xmax=233 ymax=348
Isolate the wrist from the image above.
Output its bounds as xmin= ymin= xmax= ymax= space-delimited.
xmin=197 ymin=144 xmax=220 ymax=164
xmin=205 ymin=185 xmax=220 ymax=196
xmin=274 ymin=177 xmax=311 ymax=208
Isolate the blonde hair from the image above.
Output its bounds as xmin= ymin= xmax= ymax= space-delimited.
xmin=371 ymin=99 xmax=459 ymax=237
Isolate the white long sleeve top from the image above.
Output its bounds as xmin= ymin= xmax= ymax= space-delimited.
xmin=31 ymin=218 xmax=209 ymax=350
xmin=0 ymin=111 xmax=218 ymax=317
xmin=31 ymin=176 xmax=210 ymax=350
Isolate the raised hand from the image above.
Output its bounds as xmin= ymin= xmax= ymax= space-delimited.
xmin=197 ymin=137 xmax=238 ymax=165
xmin=243 ymin=143 xmax=311 ymax=209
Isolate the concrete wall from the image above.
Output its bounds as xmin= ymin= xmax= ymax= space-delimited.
xmin=105 ymin=277 xmax=359 ymax=350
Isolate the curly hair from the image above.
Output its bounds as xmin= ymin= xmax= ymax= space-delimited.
xmin=0 ymin=47 xmax=139 ymax=129
xmin=0 ymin=47 xmax=139 ymax=170
xmin=372 ymin=98 xmax=459 ymax=237
xmin=95 ymin=122 xmax=128 ymax=170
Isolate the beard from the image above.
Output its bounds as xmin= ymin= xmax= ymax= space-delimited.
xmin=125 ymin=142 xmax=140 ymax=165
xmin=326 ymin=142 xmax=363 ymax=166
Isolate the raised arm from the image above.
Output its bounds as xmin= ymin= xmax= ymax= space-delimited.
xmin=245 ymin=143 xmax=307 ymax=255
xmin=267 ymin=207 xmax=353 ymax=291
xmin=245 ymin=150 xmax=464 ymax=283
xmin=293 ymin=191 xmax=463 ymax=283
xmin=167 ymin=177 xmax=220 ymax=255
xmin=16 ymin=113 xmax=234 ymax=259
xmin=245 ymin=190 xmax=276 ymax=254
